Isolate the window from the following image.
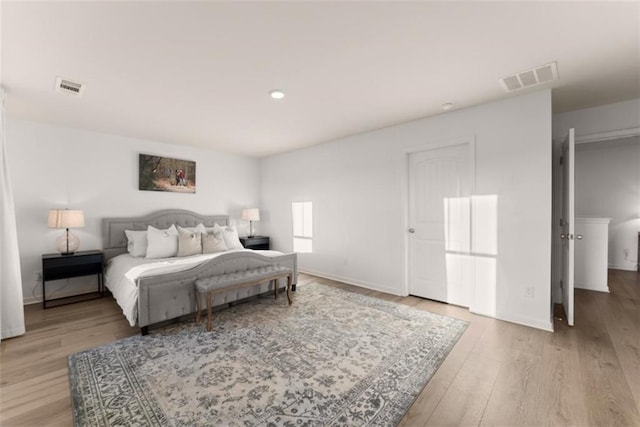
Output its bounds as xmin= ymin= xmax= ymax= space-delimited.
xmin=292 ymin=201 xmax=312 ymax=253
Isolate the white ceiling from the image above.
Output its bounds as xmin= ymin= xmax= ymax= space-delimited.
xmin=2 ymin=1 xmax=639 ymax=157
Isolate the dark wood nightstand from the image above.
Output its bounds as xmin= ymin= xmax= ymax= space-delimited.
xmin=240 ymin=236 xmax=270 ymax=250
xmin=42 ymin=250 xmax=104 ymax=309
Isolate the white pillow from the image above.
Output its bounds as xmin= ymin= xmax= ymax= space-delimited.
xmin=145 ymin=225 xmax=179 ymax=258
xmin=177 ymin=226 xmax=202 ymax=257
xmin=205 ymin=223 xmax=223 ymax=233
xmin=124 ymin=230 xmax=148 ymax=257
xmin=217 ymin=225 xmax=243 ymax=250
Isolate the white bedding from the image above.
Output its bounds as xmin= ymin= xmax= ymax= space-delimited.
xmin=104 ymin=249 xmax=283 ymax=326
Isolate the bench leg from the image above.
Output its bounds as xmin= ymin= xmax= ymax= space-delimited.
xmin=287 ymin=274 xmax=292 ymax=305
xmin=273 ymin=279 xmax=278 ymax=300
xmin=195 ymin=291 xmax=201 ymax=324
xmin=206 ymin=292 xmax=213 ymax=332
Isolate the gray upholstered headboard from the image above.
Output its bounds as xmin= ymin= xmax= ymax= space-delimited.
xmin=102 ymin=209 xmax=229 ymax=260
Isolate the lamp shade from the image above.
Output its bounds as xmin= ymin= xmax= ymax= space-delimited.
xmin=242 ymin=208 xmax=260 ymax=222
xmin=47 ymin=209 xmax=85 ymax=229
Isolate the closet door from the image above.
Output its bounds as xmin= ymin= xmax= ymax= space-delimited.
xmin=408 ymin=143 xmax=472 ymax=307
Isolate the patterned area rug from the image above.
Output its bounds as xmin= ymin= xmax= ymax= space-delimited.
xmin=69 ymin=283 xmax=468 ymax=426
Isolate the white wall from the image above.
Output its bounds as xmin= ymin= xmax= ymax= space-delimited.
xmin=553 ymin=98 xmax=640 ymax=140
xmin=7 ymin=118 xmax=260 ymax=303
xmin=552 ymin=98 xmax=640 ymax=280
xmin=261 ymin=90 xmax=553 ymax=331
xmin=575 ymin=138 xmax=640 ymax=270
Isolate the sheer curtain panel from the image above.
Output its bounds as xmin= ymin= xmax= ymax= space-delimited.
xmin=0 ymin=87 xmax=25 ymax=340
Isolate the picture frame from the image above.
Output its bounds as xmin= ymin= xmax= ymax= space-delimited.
xmin=139 ymin=154 xmax=196 ymax=193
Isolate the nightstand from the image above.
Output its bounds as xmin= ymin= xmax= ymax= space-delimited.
xmin=240 ymin=236 xmax=270 ymax=250
xmin=42 ymin=250 xmax=104 ymax=309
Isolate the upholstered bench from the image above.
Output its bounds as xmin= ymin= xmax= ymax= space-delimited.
xmin=194 ymin=265 xmax=293 ymax=331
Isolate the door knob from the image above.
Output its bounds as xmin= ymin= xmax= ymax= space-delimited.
xmin=408 ymin=228 xmax=415 ymax=233
xmin=560 ymin=234 xmax=566 ymax=239
xmin=576 ymin=234 xmax=583 ymax=240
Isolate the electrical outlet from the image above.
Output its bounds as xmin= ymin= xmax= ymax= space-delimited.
xmin=34 ymin=272 xmax=42 ymax=282
xmin=525 ymin=287 xmax=534 ymax=298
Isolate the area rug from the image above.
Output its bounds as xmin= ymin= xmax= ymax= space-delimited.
xmin=69 ymin=283 xmax=468 ymax=426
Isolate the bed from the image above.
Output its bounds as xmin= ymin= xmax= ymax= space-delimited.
xmin=102 ymin=209 xmax=297 ymax=334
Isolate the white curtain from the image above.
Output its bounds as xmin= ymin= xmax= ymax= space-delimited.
xmin=0 ymin=87 xmax=25 ymax=340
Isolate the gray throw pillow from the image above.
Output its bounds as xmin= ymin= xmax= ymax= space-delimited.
xmin=202 ymin=230 xmax=228 ymax=253
xmin=177 ymin=228 xmax=202 ymax=257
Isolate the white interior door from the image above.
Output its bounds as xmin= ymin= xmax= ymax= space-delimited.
xmin=561 ymin=128 xmax=575 ymax=326
xmin=408 ymin=144 xmax=471 ymax=307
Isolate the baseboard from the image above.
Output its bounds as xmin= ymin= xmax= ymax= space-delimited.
xmin=299 ymin=268 xmax=403 ymax=296
xmin=302 ymin=269 xmax=554 ymax=331
xmin=23 ymin=296 xmax=40 ymax=305
xmin=469 ymin=308 xmax=554 ymax=332
xmin=502 ymin=312 xmax=554 ymax=332
xmin=575 ymin=283 xmax=609 ymax=293
xmin=608 ymin=264 xmax=638 ymax=272
xmin=23 ymin=284 xmax=100 ymax=305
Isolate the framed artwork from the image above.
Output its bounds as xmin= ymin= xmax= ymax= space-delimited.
xmin=139 ymin=154 xmax=196 ymax=193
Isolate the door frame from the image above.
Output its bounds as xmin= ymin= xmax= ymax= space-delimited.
xmin=551 ymin=126 xmax=640 ymax=307
xmin=575 ymin=126 xmax=640 ymax=144
xmin=401 ymin=135 xmax=476 ymax=297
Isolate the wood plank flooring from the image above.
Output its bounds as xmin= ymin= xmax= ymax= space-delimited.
xmin=1 ymin=269 xmax=639 ymax=426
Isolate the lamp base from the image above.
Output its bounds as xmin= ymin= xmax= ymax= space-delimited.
xmin=56 ymin=230 xmax=80 ymax=255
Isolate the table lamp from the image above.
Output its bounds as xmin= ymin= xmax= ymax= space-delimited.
xmin=48 ymin=209 xmax=85 ymax=255
xmin=242 ymin=208 xmax=260 ymax=238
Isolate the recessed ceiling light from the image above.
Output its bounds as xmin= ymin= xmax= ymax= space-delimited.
xmin=442 ymin=102 xmax=454 ymax=111
xmin=269 ymin=89 xmax=285 ymax=100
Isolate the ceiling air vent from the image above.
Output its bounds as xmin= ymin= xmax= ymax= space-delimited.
xmin=55 ymin=76 xmax=85 ymax=97
xmin=499 ymin=61 xmax=558 ymax=93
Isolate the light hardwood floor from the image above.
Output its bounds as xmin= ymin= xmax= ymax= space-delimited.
xmin=1 ymin=270 xmax=639 ymax=426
